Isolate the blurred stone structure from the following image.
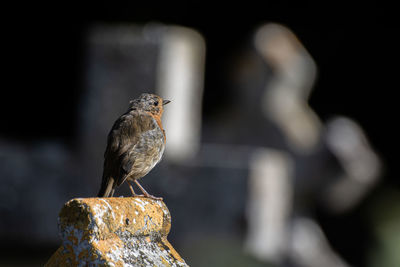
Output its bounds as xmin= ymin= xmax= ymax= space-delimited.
xmin=0 ymin=139 xmax=83 ymax=245
xmin=242 ymin=23 xmax=381 ymax=267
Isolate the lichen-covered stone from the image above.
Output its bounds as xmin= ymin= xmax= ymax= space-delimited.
xmin=45 ymin=197 xmax=188 ymax=267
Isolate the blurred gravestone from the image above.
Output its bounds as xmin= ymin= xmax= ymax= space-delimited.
xmin=78 ymin=24 xmax=162 ymax=193
xmin=78 ymin=24 xmax=206 ymax=195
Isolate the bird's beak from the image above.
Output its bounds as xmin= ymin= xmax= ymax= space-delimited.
xmin=162 ymin=99 xmax=171 ymax=105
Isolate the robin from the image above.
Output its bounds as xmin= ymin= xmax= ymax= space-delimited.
xmin=97 ymin=93 xmax=171 ymax=199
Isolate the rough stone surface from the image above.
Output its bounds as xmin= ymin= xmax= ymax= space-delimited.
xmin=45 ymin=197 xmax=188 ymax=267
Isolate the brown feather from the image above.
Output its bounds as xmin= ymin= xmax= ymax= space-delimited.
xmin=98 ymin=93 xmax=167 ymax=197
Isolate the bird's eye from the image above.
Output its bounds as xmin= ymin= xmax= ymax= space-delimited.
xmin=153 ymin=101 xmax=159 ymax=106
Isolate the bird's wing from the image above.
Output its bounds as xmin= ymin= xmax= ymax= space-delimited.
xmin=104 ymin=110 xmax=158 ymax=187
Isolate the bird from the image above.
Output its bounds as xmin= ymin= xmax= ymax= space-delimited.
xmin=97 ymin=93 xmax=171 ymax=199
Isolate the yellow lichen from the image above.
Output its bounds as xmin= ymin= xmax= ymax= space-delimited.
xmin=45 ymin=197 xmax=187 ymax=267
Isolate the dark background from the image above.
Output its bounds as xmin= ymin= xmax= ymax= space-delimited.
xmin=3 ymin=3 xmax=397 ymax=171
xmin=1 ymin=2 xmax=398 ymax=266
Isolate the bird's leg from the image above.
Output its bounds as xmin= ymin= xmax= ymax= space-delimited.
xmin=128 ymin=181 xmax=142 ymax=197
xmin=134 ymin=180 xmax=163 ymax=201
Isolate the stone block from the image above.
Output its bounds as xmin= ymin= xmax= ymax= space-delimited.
xmin=45 ymin=197 xmax=188 ymax=266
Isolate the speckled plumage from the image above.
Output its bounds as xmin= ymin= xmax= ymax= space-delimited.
xmin=98 ymin=93 xmax=170 ymax=198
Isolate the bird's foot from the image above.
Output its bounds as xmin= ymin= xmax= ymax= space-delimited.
xmin=133 ymin=180 xmax=163 ymax=201
xmin=143 ymin=193 xmax=163 ymax=201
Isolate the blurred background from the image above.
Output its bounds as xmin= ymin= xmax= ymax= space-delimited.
xmin=1 ymin=2 xmax=399 ymax=267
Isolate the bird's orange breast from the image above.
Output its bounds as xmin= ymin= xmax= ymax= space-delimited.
xmin=149 ymin=112 xmax=166 ymax=143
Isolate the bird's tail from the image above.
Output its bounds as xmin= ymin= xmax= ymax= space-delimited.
xmin=97 ymin=176 xmax=115 ymax=197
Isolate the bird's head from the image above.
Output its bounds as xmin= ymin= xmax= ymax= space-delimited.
xmin=129 ymin=93 xmax=171 ymax=116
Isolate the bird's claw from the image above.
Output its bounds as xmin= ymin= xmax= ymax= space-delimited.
xmin=144 ymin=193 xmax=163 ymax=201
